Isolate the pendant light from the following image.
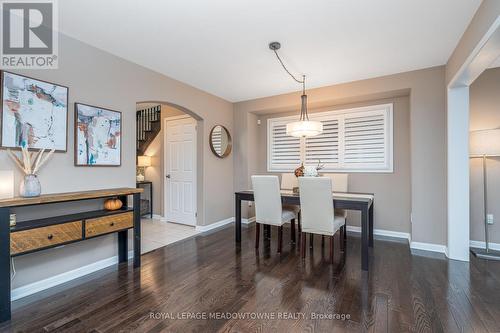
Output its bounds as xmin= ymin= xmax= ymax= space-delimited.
xmin=269 ymin=42 xmax=323 ymax=137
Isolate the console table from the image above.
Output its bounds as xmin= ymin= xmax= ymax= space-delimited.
xmin=136 ymin=181 xmax=153 ymax=218
xmin=0 ymin=187 xmax=143 ymax=323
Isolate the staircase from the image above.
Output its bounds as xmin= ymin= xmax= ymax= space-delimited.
xmin=136 ymin=105 xmax=161 ymax=155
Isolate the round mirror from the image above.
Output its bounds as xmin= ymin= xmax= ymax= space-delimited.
xmin=209 ymin=125 xmax=232 ymax=158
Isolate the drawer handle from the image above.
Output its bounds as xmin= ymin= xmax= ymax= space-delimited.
xmin=47 ymin=234 xmax=54 ymax=240
xmin=110 ymin=222 xmax=115 ymax=227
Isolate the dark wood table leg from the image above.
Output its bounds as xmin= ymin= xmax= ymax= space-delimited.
xmin=343 ymin=224 xmax=347 ymax=245
xmin=361 ymin=204 xmax=369 ymax=271
xmin=133 ymin=193 xmax=141 ymax=268
xmin=0 ymin=207 xmax=11 ymax=323
xmin=369 ymin=201 xmax=374 ymax=248
xmin=235 ymin=194 xmax=241 ymax=243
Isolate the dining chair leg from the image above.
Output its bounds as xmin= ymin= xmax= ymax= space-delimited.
xmin=298 ymin=211 xmax=302 ymax=234
xmin=291 ymin=219 xmax=296 ymax=243
xmin=301 ymin=232 xmax=306 ymax=258
xmin=330 ymin=235 xmax=334 ymax=264
xmin=321 ymin=235 xmax=325 ymax=247
xmin=310 ymin=234 xmax=314 ymax=249
xmin=278 ymin=226 xmax=283 ymax=253
xmin=264 ymin=224 xmax=271 ymax=240
xmin=255 ymin=223 xmax=260 ymax=249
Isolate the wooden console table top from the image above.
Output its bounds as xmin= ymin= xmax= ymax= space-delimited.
xmin=0 ymin=187 xmax=143 ymax=208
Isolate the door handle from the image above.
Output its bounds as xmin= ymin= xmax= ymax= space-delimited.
xmin=166 ymin=174 xmax=171 ymax=179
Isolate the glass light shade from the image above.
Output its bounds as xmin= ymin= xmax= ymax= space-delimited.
xmin=137 ymin=155 xmax=152 ymax=167
xmin=470 ymin=129 xmax=500 ymax=157
xmin=0 ymin=171 xmax=14 ymax=199
xmin=286 ymin=120 xmax=323 ymax=137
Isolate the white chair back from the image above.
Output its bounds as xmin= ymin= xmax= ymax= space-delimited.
xmin=281 ymin=173 xmax=298 ymax=190
xmin=251 ymin=175 xmax=283 ymax=225
xmin=324 ymin=173 xmax=348 ymax=192
xmin=298 ymin=177 xmax=335 ymax=235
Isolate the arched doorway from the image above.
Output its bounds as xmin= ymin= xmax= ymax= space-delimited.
xmin=135 ymin=101 xmax=204 ymax=253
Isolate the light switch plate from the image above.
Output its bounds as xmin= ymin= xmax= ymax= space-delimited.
xmin=487 ymin=214 xmax=494 ymax=225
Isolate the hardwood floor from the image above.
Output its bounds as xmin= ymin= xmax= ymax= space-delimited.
xmin=2 ymin=224 xmax=500 ymax=333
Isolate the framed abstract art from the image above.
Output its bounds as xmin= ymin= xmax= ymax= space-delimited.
xmin=1 ymin=71 xmax=69 ymax=151
xmin=75 ymin=103 xmax=122 ymax=166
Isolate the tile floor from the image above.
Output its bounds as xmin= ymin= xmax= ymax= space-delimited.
xmin=141 ymin=217 xmax=200 ymax=254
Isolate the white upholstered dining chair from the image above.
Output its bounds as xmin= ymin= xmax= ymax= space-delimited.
xmin=251 ymin=175 xmax=297 ymax=252
xmin=298 ymin=177 xmax=346 ymax=263
xmin=281 ymin=173 xmax=298 ymax=190
xmin=281 ymin=173 xmax=301 ymax=240
xmin=324 ymin=173 xmax=348 ymax=248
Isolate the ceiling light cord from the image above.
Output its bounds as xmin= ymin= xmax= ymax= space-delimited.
xmin=272 ymin=49 xmax=305 ymax=85
xmin=270 ymin=41 xmax=322 ymax=138
xmin=272 ymin=49 xmax=308 ymax=121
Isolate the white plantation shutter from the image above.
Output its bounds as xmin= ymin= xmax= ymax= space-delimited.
xmin=267 ymin=104 xmax=393 ymax=173
xmin=305 ymin=118 xmax=339 ymax=168
xmin=343 ymin=109 xmax=391 ymax=170
xmin=268 ymin=119 xmax=301 ymax=171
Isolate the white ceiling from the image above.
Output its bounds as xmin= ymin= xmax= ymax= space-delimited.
xmin=60 ymin=0 xmax=481 ymax=102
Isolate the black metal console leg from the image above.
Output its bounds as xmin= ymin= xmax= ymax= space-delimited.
xmin=149 ymin=183 xmax=153 ymax=219
xmin=133 ymin=193 xmax=141 ymax=268
xmin=118 ymin=230 xmax=128 ymax=263
xmin=0 ymin=207 xmax=11 ymax=323
xmin=118 ymin=195 xmax=128 ymax=208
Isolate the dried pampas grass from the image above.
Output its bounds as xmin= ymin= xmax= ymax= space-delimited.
xmin=7 ymin=146 xmax=55 ymax=175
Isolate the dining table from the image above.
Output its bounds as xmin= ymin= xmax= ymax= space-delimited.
xmin=234 ymin=189 xmax=374 ymax=271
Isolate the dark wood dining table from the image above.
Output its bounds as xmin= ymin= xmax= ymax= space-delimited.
xmin=234 ymin=190 xmax=374 ymax=271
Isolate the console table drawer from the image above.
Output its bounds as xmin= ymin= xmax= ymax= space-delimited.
xmin=85 ymin=212 xmax=133 ymax=238
xmin=11 ymin=221 xmax=83 ymax=255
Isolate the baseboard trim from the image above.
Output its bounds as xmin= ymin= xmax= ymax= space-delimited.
xmin=11 ymin=250 xmax=134 ymax=301
xmin=346 ymin=226 xmax=448 ymax=255
xmin=151 ymin=214 xmax=164 ymax=220
xmin=195 ymin=216 xmax=257 ymax=232
xmin=242 ymin=217 xmax=256 ymax=225
xmin=470 ymin=240 xmax=500 ymax=251
xmin=346 ymin=225 xmax=410 ymax=241
xmin=410 ymin=241 xmax=447 ymax=254
xmin=195 ymin=217 xmax=234 ymax=232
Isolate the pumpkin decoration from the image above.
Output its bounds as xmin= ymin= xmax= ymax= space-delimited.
xmin=104 ymin=198 xmax=123 ymax=211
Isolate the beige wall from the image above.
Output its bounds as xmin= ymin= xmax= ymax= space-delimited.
xmin=251 ymin=96 xmax=411 ymax=233
xmin=1 ymin=34 xmax=234 ymax=290
xmin=469 ymin=67 xmax=500 ymax=243
xmin=235 ymin=66 xmax=446 ymax=245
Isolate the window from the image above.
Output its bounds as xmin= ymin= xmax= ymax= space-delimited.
xmin=267 ymin=103 xmax=393 ymax=173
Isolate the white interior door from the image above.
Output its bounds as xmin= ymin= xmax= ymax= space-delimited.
xmin=165 ymin=117 xmax=197 ymax=226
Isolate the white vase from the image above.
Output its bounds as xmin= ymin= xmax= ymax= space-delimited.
xmin=19 ymin=174 xmax=41 ymax=197
xmin=304 ymin=166 xmax=318 ymax=177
